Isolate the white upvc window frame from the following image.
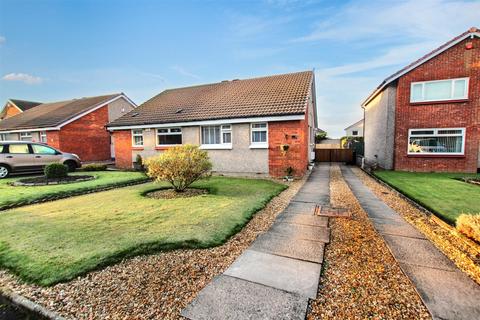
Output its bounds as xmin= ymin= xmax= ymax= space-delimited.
xmin=156 ymin=127 xmax=183 ymax=147
xmin=200 ymin=124 xmax=232 ymax=150
xmin=250 ymin=122 xmax=268 ymax=149
xmin=19 ymin=131 xmax=32 ymax=141
xmin=0 ymin=133 xmax=6 ymax=141
xmin=407 ymin=127 xmax=466 ymax=156
xmin=40 ymin=131 xmax=47 ymax=143
xmin=410 ymin=77 xmax=469 ymax=103
xmin=131 ymin=129 xmax=144 ymax=147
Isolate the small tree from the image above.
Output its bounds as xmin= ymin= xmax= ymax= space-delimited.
xmin=145 ymin=144 xmax=212 ymax=192
xmin=315 ymin=131 xmax=327 ymax=143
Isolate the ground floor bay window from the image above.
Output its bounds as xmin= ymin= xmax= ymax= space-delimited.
xmin=408 ymin=128 xmax=465 ymax=155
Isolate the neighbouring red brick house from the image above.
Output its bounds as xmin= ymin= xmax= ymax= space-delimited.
xmin=0 ymin=93 xmax=136 ymax=161
xmin=0 ymin=99 xmax=42 ymax=120
xmin=107 ymin=71 xmax=317 ymax=177
xmin=362 ymin=27 xmax=480 ymax=173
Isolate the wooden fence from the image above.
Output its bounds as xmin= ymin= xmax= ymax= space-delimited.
xmin=315 ymin=148 xmax=354 ymax=163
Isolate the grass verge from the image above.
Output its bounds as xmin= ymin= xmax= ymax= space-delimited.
xmin=0 ymin=171 xmax=149 ymax=210
xmin=373 ymin=171 xmax=480 ymax=224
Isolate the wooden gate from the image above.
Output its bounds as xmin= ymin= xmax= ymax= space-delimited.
xmin=315 ymin=149 xmax=353 ymax=162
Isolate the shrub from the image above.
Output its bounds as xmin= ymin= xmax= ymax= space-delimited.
xmin=315 ymin=131 xmax=327 ymax=143
xmin=456 ymin=214 xmax=480 ymax=243
xmin=145 ymin=144 xmax=212 ymax=192
xmin=135 ymin=154 xmax=144 ymax=171
xmin=44 ymin=163 xmax=68 ymax=179
xmin=82 ymin=164 xmax=107 ymax=171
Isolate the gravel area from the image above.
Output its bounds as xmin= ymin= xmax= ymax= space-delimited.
xmin=307 ymin=164 xmax=430 ymax=319
xmin=146 ymin=188 xmax=208 ymax=199
xmin=0 ymin=176 xmax=305 ymax=319
xmin=352 ymin=167 xmax=480 ymax=285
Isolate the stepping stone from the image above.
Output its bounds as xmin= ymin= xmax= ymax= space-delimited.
xmin=382 ymin=234 xmax=457 ymax=271
xmin=224 ymin=250 xmax=321 ymax=298
xmin=250 ymin=232 xmax=325 ymax=263
xmin=181 ymin=275 xmax=309 ymax=320
xmin=370 ymin=218 xmax=425 ymax=239
xmin=277 ymin=214 xmax=328 ymax=227
xmin=270 ymin=222 xmax=330 ymax=243
xmin=399 ymin=263 xmax=480 ymax=320
xmin=317 ymin=206 xmax=350 ymax=218
xmin=283 ymin=202 xmax=316 ymax=215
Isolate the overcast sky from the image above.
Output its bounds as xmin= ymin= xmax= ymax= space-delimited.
xmin=0 ymin=0 xmax=479 ymax=137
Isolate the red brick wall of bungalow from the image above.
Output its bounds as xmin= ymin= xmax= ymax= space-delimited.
xmin=394 ymin=36 xmax=480 ymax=173
xmin=45 ymin=106 xmax=112 ymax=161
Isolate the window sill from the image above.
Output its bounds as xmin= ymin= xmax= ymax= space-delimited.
xmin=410 ymin=99 xmax=469 ymax=106
xmin=407 ymin=154 xmax=465 ymax=158
xmin=200 ymin=144 xmax=232 ymax=150
xmin=249 ymin=144 xmax=268 ymax=149
xmin=132 ymin=147 xmax=144 ymax=150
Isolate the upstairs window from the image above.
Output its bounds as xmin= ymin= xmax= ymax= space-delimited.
xmin=132 ymin=129 xmax=144 ymax=147
xmin=201 ymin=125 xmax=232 ymax=145
xmin=19 ymin=132 xmax=32 ymax=141
xmin=408 ymin=128 xmax=465 ymax=155
xmin=250 ymin=123 xmax=268 ymax=147
xmin=410 ymin=78 xmax=469 ymax=103
xmin=157 ymin=128 xmax=182 ymax=145
xmin=352 ymin=130 xmax=358 ymax=136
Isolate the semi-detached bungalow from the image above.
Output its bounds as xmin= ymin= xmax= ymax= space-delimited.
xmin=362 ymin=27 xmax=480 ymax=173
xmin=107 ymin=71 xmax=317 ymax=177
xmin=0 ymin=93 xmax=136 ymax=161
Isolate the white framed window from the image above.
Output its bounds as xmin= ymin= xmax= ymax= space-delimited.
xmin=201 ymin=125 xmax=232 ymax=149
xmin=19 ymin=132 xmax=32 ymax=141
xmin=410 ymin=78 xmax=469 ymax=103
xmin=250 ymin=122 xmax=268 ymax=148
xmin=0 ymin=133 xmax=6 ymax=141
xmin=156 ymin=128 xmax=182 ymax=146
xmin=408 ymin=128 xmax=465 ymax=155
xmin=40 ymin=131 xmax=47 ymax=143
xmin=132 ymin=129 xmax=144 ymax=147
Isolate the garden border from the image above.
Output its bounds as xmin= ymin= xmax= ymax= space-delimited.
xmin=0 ymin=177 xmax=150 ymax=211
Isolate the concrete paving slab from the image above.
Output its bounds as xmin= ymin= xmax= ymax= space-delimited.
xmin=181 ymin=275 xmax=309 ymax=320
xmin=370 ymin=218 xmax=426 ymax=239
xmin=318 ymin=207 xmax=351 ymax=218
xmin=250 ymin=232 xmax=325 ymax=263
xmin=269 ymin=222 xmax=330 ymax=243
xmin=276 ymin=214 xmax=328 ymax=227
xmin=292 ymin=192 xmax=327 ymax=203
xmin=224 ymin=250 xmax=321 ymax=298
xmin=399 ymin=263 xmax=480 ymax=320
xmin=282 ymin=202 xmax=316 ymax=215
xmin=382 ymin=234 xmax=456 ymax=271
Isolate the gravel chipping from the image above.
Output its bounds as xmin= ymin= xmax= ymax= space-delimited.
xmin=146 ymin=188 xmax=208 ymax=199
xmin=352 ymin=167 xmax=480 ymax=285
xmin=307 ymin=164 xmax=430 ymax=320
xmin=0 ymin=176 xmax=305 ymax=319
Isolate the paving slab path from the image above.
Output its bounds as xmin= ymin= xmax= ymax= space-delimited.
xmin=182 ymin=163 xmax=331 ymax=320
xmin=341 ymin=165 xmax=480 ymax=320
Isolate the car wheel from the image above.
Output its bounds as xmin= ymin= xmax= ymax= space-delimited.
xmin=0 ymin=165 xmax=10 ymax=179
xmin=64 ymin=161 xmax=77 ymax=172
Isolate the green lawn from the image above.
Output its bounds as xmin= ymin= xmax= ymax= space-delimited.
xmin=0 ymin=177 xmax=286 ymax=286
xmin=0 ymin=171 xmax=149 ymax=209
xmin=373 ymin=171 xmax=480 ymax=224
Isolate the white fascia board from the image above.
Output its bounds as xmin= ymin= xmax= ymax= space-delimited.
xmin=107 ymin=114 xmax=305 ymax=131
xmin=57 ymin=94 xmax=137 ymax=129
xmin=0 ymin=127 xmax=60 ymax=134
xmin=362 ymin=32 xmax=480 ymax=107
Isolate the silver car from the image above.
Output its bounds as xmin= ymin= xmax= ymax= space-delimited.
xmin=0 ymin=141 xmax=82 ymax=178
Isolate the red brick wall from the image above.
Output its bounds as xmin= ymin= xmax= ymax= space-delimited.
xmin=268 ymin=117 xmax=309 ymax=177
xmin=58 ymin=106 xmax=111 ymax=161
xmin=46 ymin=131 xmax=61 ymax=149
xmin=394 ymin=37 xmax=480 ymax=173
xmin=113 ymin=130 xmax=132 ymax=168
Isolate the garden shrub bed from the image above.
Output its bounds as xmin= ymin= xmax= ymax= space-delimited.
xmin=11 ymin=175 xmax=94 ymax=186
